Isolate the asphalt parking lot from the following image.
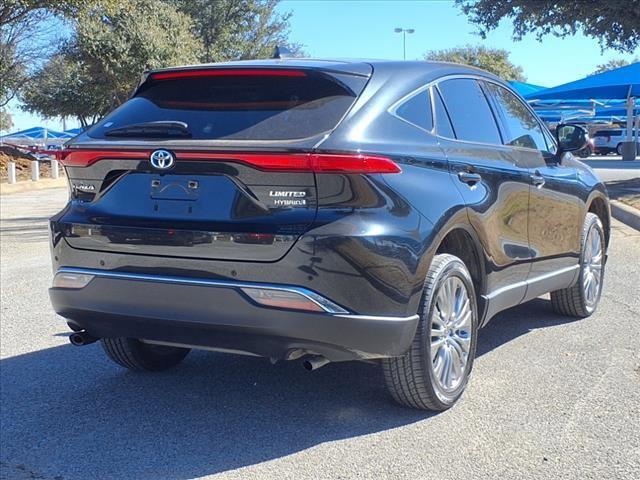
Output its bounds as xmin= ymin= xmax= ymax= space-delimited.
xmin=1 ymin=187 xmax=639 ymax=480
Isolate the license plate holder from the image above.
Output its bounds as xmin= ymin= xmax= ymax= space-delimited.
xmin=150 ymin=175 xmax=199 ymax=201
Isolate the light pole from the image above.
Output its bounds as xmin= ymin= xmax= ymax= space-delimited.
xmin=394 ymin=27 xmax=415 ymax=60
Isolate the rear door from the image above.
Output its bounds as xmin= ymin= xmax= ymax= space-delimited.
xmin=434 ymin=78 xmax=532 ymax=298
xmin=57 ymin=67 xmax=370 ymax=262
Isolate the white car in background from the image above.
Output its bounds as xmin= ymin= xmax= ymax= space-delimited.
xmin=592 ymin=129 xmax=639 ymax=155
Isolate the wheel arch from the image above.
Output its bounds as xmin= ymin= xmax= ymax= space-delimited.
xmin=426 ymin=217 xmax=488 ymax=320
xmin=586 ymin=191 xmax=611 ymax=249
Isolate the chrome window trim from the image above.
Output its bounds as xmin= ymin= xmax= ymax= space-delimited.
xmin=428 ymin=73 xmax=555 ymax=154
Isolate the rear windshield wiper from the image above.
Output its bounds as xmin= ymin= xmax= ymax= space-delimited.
xmin=104 ymin=121 xmax=192 ymax=138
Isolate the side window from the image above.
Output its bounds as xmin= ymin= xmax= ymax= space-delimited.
xmin=394 ymin=89 xmax=433 ymax=132
xmin=433 ymin=87 xmax=455 ymax=138
xmin=437 ymin=78 xmax=502 ymax=144
xmin=484 ymin=82 xmax=548 ymax=151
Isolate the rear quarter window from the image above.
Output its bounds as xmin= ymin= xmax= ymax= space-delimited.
xmin=392 ymin=88 xmax=433 ymax=132
xmin=87 ymin=70 xmax=368 ymax=141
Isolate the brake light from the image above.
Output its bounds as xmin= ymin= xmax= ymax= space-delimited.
xmin=310 ymin=154 xmax=401 ymax=173
xmin=59 ymin=150 xmax=401 ymax=174
xmin=150 ymin=69 xmax=307 ymax=81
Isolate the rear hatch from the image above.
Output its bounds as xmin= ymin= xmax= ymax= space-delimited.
xmin=57 ymin=65 xmax=371 ymax=261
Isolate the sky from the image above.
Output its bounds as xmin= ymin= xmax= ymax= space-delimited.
xmin=6 ymin=0 xmax=639 ymax=133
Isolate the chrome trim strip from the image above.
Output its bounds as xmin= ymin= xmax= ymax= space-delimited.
xmin=54 ymin=267 xmax=349 ymax=314
xmin=336 ymin=313 xmax=420 ymax=323
xmin=484 ymin=264 xmax=579 ymax=300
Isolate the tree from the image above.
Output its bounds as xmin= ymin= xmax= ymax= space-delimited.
xmin=170 ymin=0 xmax=302 ymax=62
xmin=0 ymin=1 xmax=115 ymax=106
xmin=455 ymin=0 xmax=640 ymax=53
xmin=590 ymin=57 xmax=639 ymax=75
xmin=21 ymin=0 xmax=203 ymax=124
xmin=0 ymin=109 xmax=13 ymax=132
xmin=21 ymin=54 xmax=103 ymax=127
xmin=424 ymin=45 xmax=525 ymax=81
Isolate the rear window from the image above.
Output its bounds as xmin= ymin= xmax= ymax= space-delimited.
xmin=87 ymin=70 xmax=368 ymax=141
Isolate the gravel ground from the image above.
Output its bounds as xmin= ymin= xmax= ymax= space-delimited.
xmin=1 ymin=188 xmax=639 ymax=480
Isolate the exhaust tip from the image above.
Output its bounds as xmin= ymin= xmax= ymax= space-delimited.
xmin=302 ymin=356 xmax=330 ymax=371
xmin=69 ymin=331 xmax=98 ymax=347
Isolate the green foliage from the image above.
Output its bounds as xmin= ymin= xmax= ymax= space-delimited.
xmin=0 ymin=1 xmax=104 ymax=28
xmin=456 ymin=0 xmax=640 ymax=53
xmin=590 ymin=57 xmax=639 ymax=76
xmin=170 ymin=0 xmax=302 ymax=62
xmin=21 ymin=55 xmax=102 ymax=126
xmin=72 ymin=0 xmax=202 ymax=105
xmin=424 ymin=44 xmax=526 ymax=81
xmin=17 ymin=0 xmax=301 ymax=124
xmin=21 ymin=0 xmax=203 ymax=123
xmin=0 ymin=38 xmax=24 ymax=106
xmin=0 ymin=1 xmax=116 ymax=106
xmin=0 ymin=109 xmax=13 ymax=132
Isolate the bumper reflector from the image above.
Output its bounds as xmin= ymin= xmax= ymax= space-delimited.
xmin=52 ymin=272 xmax=95 ymax=289
xmin=240 ymin=287 xmax=325 ymax=312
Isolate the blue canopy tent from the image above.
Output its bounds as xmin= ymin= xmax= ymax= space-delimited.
xmin=0 ymin=126 xmax=74 ymax=147
xmin=1 ymin=126 xmax=73 ymax=140
xmin=64 ymin=127 xmax=83 ymax=136
xmin=524 ymin=62 xmax=640 ymax=101
xmin=509 ymin=81 xmax=547 ymax=97
xmin=525 ymin=62 xmax=640 ymax=159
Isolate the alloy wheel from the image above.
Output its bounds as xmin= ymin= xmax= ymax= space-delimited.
xmin=430 ymin=276 xmax=473 ymax=392
xmin=583 ymin=225 xmax=603 ymax=311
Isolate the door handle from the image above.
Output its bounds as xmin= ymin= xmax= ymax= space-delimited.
xmin=457 ymin=171 xmax=482 ymax=185
xmin=531 ymin=171 xmax=545 ymax=188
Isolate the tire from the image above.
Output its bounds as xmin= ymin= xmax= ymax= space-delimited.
xmin=616 ymin=143 xmax=623 ymax=155
xmin=550 ymin=213 xmax=605 ymax=318
xmin=382 ymin=254 xmax=478 ymax=411
xmin=101 ymin=338 xmax=190 ymax=371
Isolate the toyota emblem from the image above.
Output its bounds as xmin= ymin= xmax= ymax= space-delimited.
xmin=150 ymin=149 xmax=175 ymax=170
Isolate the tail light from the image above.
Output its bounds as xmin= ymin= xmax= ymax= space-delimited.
xmin=59 ymin=150 xmax=401 ymax=174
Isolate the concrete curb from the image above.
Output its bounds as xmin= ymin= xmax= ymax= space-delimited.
xmin=0 ymin=177 xmax=67 ymax=195
xmin=610 ymin=200 xmax=640 ymax=231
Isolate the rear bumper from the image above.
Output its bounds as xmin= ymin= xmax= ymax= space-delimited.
xmin=49 ymin=268 xmax=419 ymax=361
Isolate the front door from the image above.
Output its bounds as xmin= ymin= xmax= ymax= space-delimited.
xmin=481 ymin=81 xmax=582 ymax=301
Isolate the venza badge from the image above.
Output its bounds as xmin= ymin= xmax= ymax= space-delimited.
xmin=150 ymin=149 xmax=175 ymax=170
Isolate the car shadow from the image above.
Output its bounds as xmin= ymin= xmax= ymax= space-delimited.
xmin=0 ymin=297 xmax=580 ymax=479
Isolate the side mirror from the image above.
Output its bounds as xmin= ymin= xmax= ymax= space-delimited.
xmin=555 ymin=124 xmax=589 ymax=153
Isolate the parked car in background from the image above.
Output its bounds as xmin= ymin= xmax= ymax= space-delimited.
xmin=592 ymin=128 xmax=639 ymax=155
xmin=49 ymin=59 xmax=610 ymax=411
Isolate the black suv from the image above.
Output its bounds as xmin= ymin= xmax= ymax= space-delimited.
xmin=49 ymin=59 xmax=610 ymax=410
